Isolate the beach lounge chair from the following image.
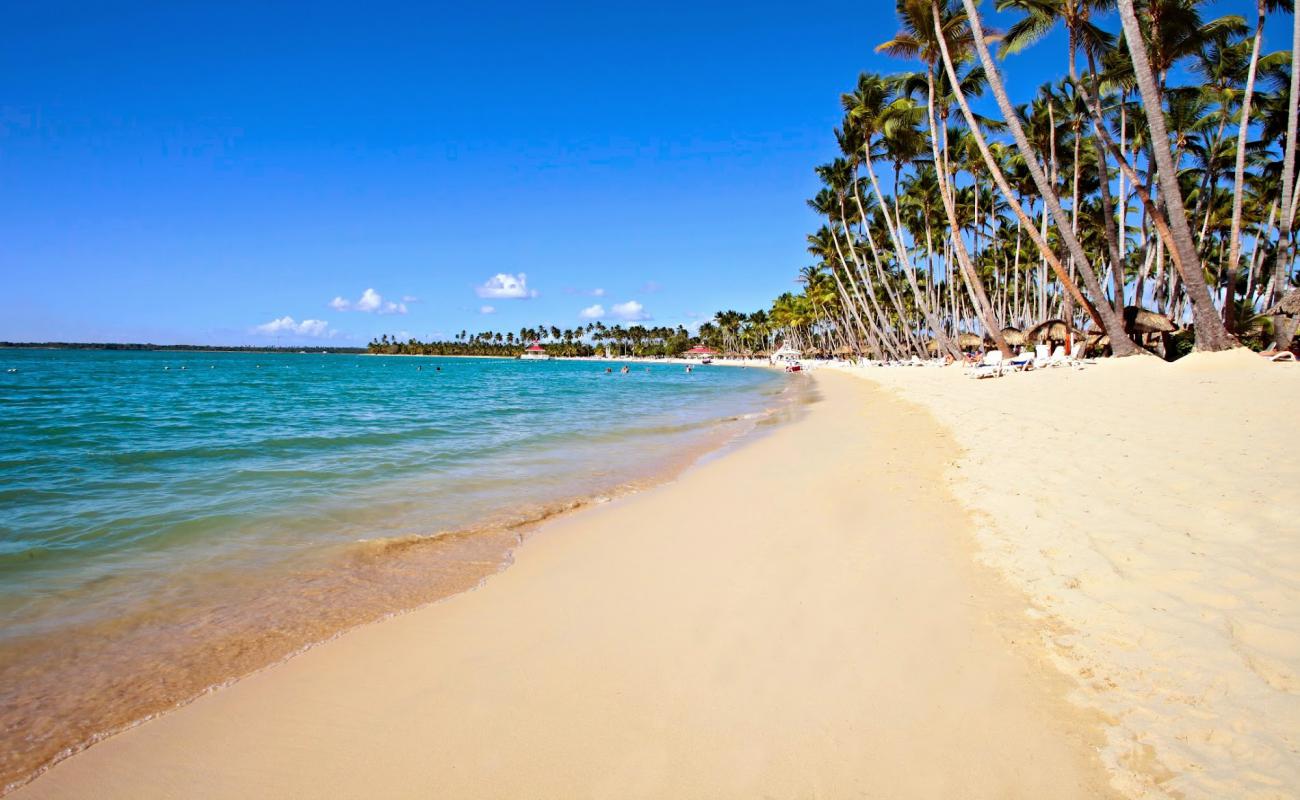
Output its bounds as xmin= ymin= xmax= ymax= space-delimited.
xmin=1033 ymin=344 xmax=1052 ymax=369
xmin=1007 ymin=351 xmax=1034 ymax=371
xmin=968 ymin=350 xmax=1004 ymax=379
xmin=1262 ymin=350 xmax=1295 ymax=362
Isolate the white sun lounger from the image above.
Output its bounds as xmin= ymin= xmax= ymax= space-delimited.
xmin=1006 ymin=351 xmax=1034 ymax=371
xmin=968 ymin=350 xmax=1004 ymax=379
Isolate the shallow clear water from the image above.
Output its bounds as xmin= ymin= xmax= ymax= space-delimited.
xmin=0 ymin=349 xmax=791 ymax=790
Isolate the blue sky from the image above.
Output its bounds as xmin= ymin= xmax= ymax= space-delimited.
xmin=0 ymin=1 xmax=1280 ymax=344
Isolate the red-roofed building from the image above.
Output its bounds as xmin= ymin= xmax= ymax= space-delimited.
xmin=521 ymin=342 xmax=550 ymax=360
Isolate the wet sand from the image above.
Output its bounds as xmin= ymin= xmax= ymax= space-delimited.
xmin=13 ymin=371 xmax=1117 ymax=799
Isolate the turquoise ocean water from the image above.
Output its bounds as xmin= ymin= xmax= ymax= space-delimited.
xmin=0 ymin=349 xmax=793 ymax=790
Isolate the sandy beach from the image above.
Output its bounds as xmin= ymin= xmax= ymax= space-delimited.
xmin=847 ymin=350 xmax=1300 ymax=799
xmin=12 ymin=354 xmax=1298 ymax=799
xmin=13 ymin=369 xmax=1120 ymax=799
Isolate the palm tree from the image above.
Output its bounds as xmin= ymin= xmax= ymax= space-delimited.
xmin=1225 ymin=0 xmax=1279 ymax=300
xmin=1115 ymin=0 xmax=1236 ymax=350
xmin=842 ymin=69 xmax=961 ymax=356
xmin=943 ymin=1 xmax=1138 ymax=352
xmin=1268 ymin=5 xmax=1300 ymax=349
xmin=949 ymin=0 xmax=1139 ymax=353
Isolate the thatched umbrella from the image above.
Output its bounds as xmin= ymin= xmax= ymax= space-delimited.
xmin=1263 ymin=289 xmax=1300 ymax=317
xmin=1081 ymin=329 xmax=1110 ymax=355
xmin=1123 ymin=305 xmax=1177 ymax=334
xmin=1025 ymin=319 xmax=1086 ymax=344
xmin=925 ymin=339 xmax=940 ymax=353
xmin=957 ymin=332 xmax=984 ymax=350
xmin=833 ymin=345 xmax=855 ymax=356
xmin=1000 ymin=326 xmax=1026 ymax=347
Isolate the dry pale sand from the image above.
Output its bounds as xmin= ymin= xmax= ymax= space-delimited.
xmin=13 ymin=371 xmax=1117 ymax=799
xmin=850 ymin=350 xmax=1300 ymax=800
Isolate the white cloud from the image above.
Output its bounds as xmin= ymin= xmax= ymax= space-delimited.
xmin=330 ymin=288 xmax=407 ymax=315
xmin=565 ymin=287 xmax=605 ymax=297
xmin=253 ymin=316 xmax=333 ymax=338
xmin=579 ymin=303 xmax=605 ymax=319
xmin=476 ymin=272 xmax=537 ymax=299
xmin=480 ymin=305 xmax=496 ymax=314
xmin=610 ymin=300 xmax=650 ymax=321
xmin=401 ymin=295 xmax=419 ymax=303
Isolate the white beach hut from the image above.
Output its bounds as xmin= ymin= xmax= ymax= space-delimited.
xmin=520 ymin=343 xmax=550 ymax=360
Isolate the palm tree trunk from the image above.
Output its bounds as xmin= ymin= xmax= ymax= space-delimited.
xmin=833 ymin=199 xmax=895 ymax=357
xmin=1093 ymin=133 xmax=1126 ymax=313
xmin=1271 ymin=4 xmax=1300 ymax=349
xmin=1078 ymin=50 xmax=1220 ymax=315
xmin=1116 ymin=0 xmax=1236 ymax=351
xmin=862 ymin=150 xmax=961 ymax=357
xmin=950 ymin=0 xmax=1139 ymax=353
xmin=844 ymin=182 xmax=905 ymax=356
xmin=848 ymin=174 xmax=919 ymax=353
xmin=922 ymin=50 xmax=1010 ymax=358
xmin=854 ymin=197 xmax=922 ymax=354
xmin=1118 ymin=98 xmax=1127 ymax=277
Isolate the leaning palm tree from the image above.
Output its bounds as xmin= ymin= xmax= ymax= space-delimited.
xmin=879 ymin=0 xmax=1013 ymax=357
xmin=1225 ymin=0 xmax=1283 ymax=294
xmin=1269 ymin=6 xmax=1300 ymax=348
xmin=951 ymin=0 xmax=1139 ymax=354
xmin=1115 ymin=0 xmax=1236 ymax=350
xmin=841 ymin=70 xmax=961 ymax=357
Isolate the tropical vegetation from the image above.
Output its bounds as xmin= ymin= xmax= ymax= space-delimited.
xmin=760 ymin=0 xmax=1298 ymax=360
xmin=368 ymin=324 xmax=696 ymax=358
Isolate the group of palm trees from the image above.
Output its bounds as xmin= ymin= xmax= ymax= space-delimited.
xmin=768 ymin=0 xmax=1298 ymax=361
xmin=368 ymin=323 xmax=700 ymax=358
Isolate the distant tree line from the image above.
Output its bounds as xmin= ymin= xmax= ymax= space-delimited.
xmin=370 ymin=322 xmax=717 ymax=358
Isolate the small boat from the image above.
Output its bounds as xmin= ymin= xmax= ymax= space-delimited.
xmin=700 ymin=357 xmax=713 ymax=365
